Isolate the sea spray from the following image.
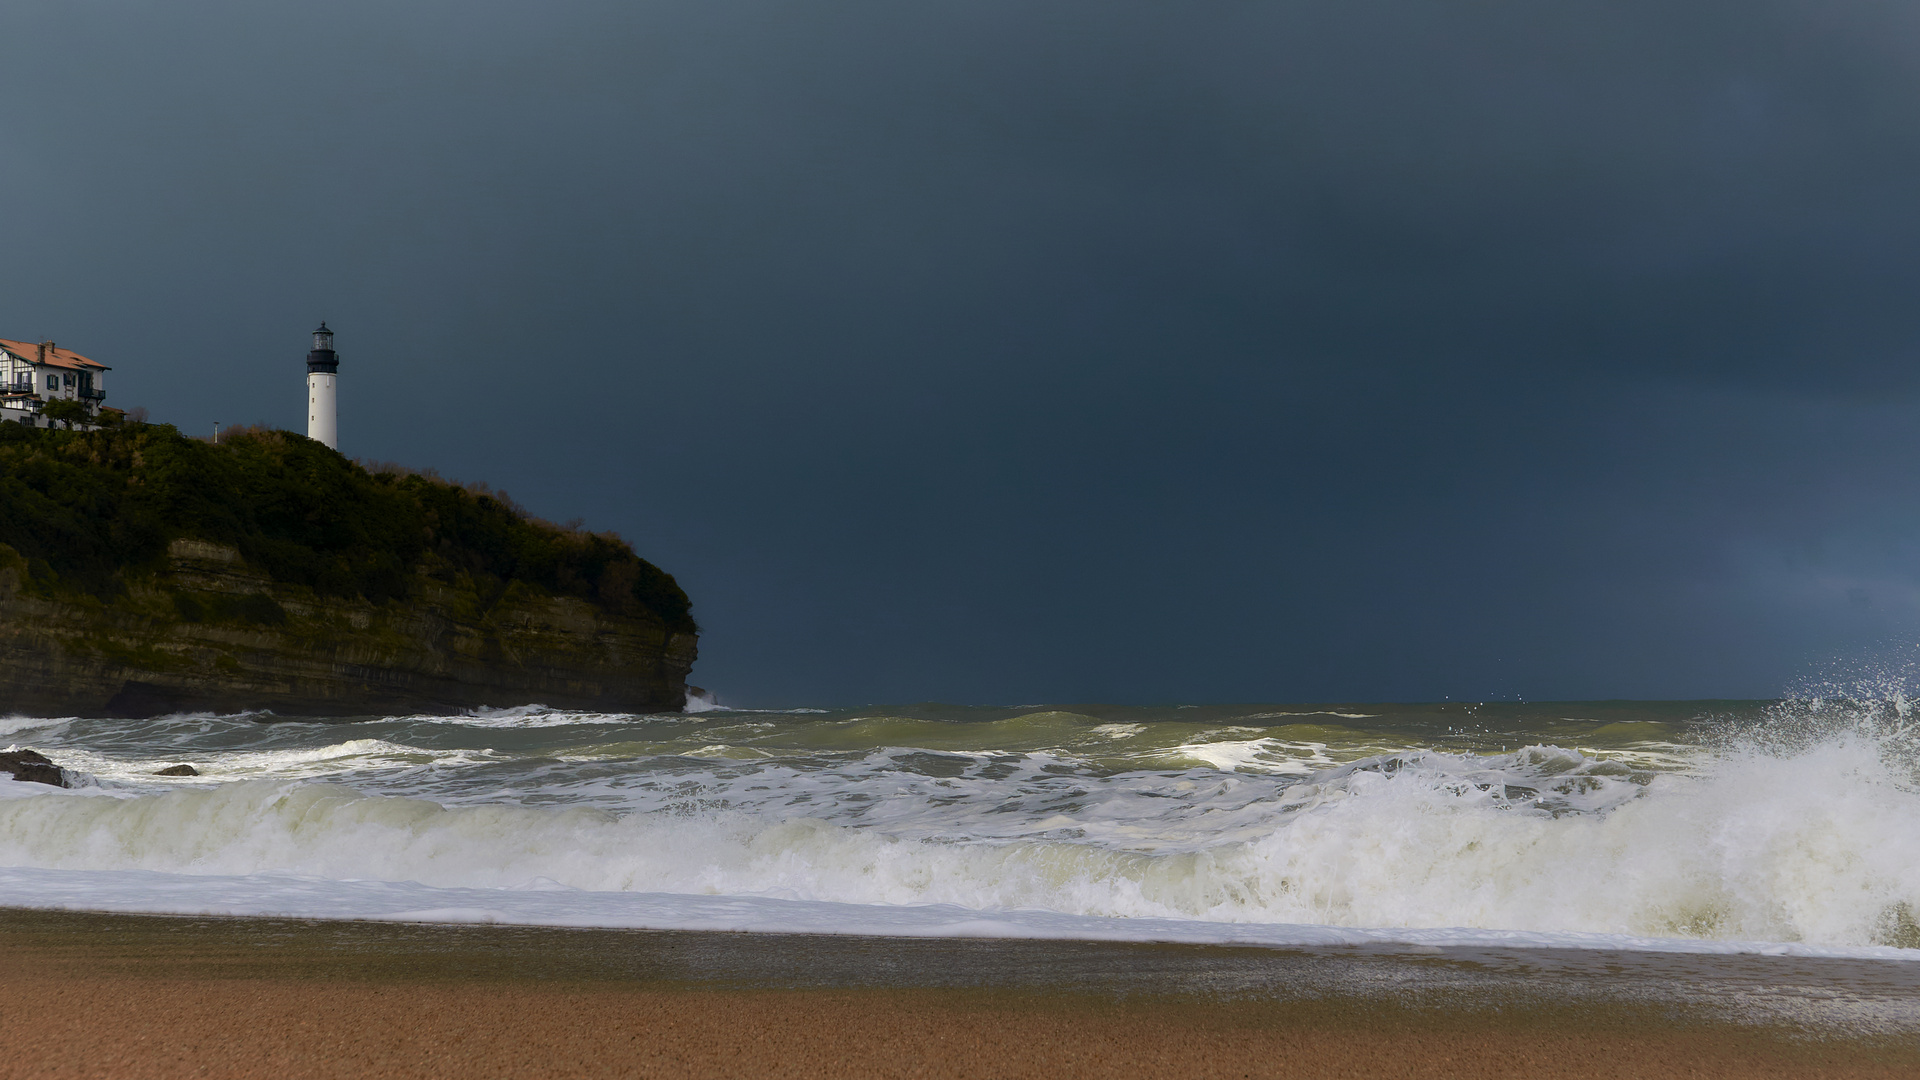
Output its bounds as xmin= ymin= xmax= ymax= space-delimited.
xmin=0 ymin=698 xmax=1913 ymax=951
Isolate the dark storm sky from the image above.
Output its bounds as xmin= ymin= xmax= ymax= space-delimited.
xmin=6 ymin=0 xmax=1920 ymax=705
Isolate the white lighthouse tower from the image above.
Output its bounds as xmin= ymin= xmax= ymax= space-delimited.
xmin=306 ymin=322 xmax=339 ymax=449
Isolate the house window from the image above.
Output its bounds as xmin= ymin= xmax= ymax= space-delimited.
xmin=63 ymin=373 xmax=73 ymax=388
xmin=45 ymin=375 xmax=56 ymax=390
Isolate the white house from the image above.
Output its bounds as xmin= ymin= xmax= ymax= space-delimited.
xmin=0 ymin=339 xmax=109 ymax=428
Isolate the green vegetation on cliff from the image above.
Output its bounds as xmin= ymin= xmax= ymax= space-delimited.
xmin=0 ymin=422 xmax=694 ymax=633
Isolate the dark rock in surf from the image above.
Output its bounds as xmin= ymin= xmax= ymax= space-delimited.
xmin=154 ymin=764 xmax=199 ymax=776
xmin=0 ymin=749 xmax=67 ymax=787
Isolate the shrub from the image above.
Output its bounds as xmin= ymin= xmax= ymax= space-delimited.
xmin=230 ymin=593 xmax=289 ymax=626
xmin=41 ymin=399 xmax=91 ymax=430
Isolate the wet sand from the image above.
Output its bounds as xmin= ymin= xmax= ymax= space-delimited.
xmin=0 ymin=909 xmax=1916 ymax=1079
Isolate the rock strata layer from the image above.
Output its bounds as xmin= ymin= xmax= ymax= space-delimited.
xmin=0 ymin=540 xmax=696 ymax=717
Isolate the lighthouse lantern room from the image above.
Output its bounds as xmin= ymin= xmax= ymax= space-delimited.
xmin=306 ymin=322 xmax=339 ymax=449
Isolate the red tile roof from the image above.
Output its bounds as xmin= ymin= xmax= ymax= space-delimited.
xmin=0 ymin=339 xmax=110 ymax=371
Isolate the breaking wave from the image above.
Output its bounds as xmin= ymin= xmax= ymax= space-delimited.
xmin=0 ymin=694 xmax=1914 ymax=952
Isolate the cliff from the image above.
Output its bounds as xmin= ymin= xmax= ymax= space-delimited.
xmin=0 ymin=422 xmax=696 ymax=716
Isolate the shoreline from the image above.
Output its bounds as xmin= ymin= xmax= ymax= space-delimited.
xmin=1 ymin=909 xmax=1915 ymax=1079
xmin=4 ymin=866 xmax=1916 ymax=965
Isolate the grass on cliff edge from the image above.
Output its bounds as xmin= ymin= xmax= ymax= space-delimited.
xmin=0 ymin=421 xmax=695 ymax=633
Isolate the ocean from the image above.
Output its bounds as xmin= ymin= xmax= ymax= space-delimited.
xmin=1 ymin=696 xmax=1917 ymax=961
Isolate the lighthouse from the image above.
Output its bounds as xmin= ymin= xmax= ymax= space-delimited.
xmin=306 ymin=322 xmax=338 ymax=449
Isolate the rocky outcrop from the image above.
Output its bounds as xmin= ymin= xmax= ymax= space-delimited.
xmin=0 ymin=749 xmax=67 ymax=786
xmin=0 ymin=540 xmax=697 ymax=717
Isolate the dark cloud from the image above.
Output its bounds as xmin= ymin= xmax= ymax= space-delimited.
xmin=5 ymin=0 xmax=1920 ymax=703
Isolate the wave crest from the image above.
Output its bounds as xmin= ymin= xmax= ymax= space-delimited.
xmin=0 ymin=709 xmax=1912 ymax=948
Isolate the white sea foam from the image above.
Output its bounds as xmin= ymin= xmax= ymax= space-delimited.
xmin=44 ymin=739 xmax=503 ymax=787
xmin=1146 ymin=738 xmax=1335 ymax=774
xmin=437 ymin=706 xmax=669 ymax=729
xmin=0 ymin=722 xmax=1913 ymax=952
xmin=0 ymin=865 xmax=1909 ymax=961
xmin=0 ymin=716 xmax=70 ymax=738
xmin=1237 ymin=711 xmax=1378 ymax=721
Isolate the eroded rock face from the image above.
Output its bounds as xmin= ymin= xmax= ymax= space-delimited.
xmin=0 ymin=540 xmax=697 ymax=718
xmin=0 ymin=749 xmax=67 ymax=787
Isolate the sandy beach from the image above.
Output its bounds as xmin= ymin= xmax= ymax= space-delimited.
xmin=1 ymin=910 xmax=1915 ymax=1080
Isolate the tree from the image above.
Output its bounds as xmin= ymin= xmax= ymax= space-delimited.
xmin=40 ymin=399 xmax=90 ymax=430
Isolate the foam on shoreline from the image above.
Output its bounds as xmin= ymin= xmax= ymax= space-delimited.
xmin=0 ymin=865 xmax=1913 ymax=962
